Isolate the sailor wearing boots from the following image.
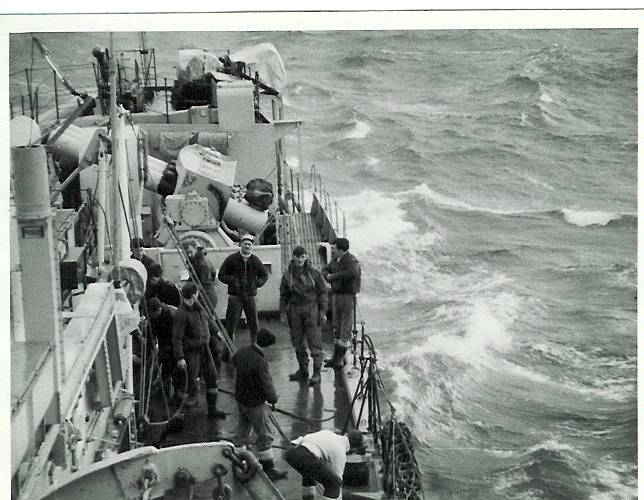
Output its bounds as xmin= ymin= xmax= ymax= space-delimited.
xmin=218 ymin=233 xmax=268 ymax=346
xmin=323 ymin=238 xmax=361 ymax=369
xmin=232 ymin=328 xmax=288 ymax=481
xmin=285 ymin=429 xmax=364 ymax=500
xmin=280 ymin=245 xmax=328 ymax=386
xmin=172 ymin=282 xmax=226 ymax=418
xmin=148 ymin=297 xmax=177 ymax=400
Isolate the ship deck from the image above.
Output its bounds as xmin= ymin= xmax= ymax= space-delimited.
xmin=143 ymin=317 xmax=379 ymax=500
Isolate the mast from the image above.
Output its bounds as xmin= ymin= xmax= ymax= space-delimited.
xmin=109 ymin=32 xmax=130 ymax=284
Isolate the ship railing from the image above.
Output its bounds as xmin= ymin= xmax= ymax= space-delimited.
xmin=9 ymin=64 xmax=96 ymax=125
xmin=280 ymin=162 xmax=346 ymax=241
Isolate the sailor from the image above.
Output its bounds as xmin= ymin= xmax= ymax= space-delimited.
xmin=183 ymin=241 xmax=221 ymax=365
xmin=285 ymin=429 xmax=364 ymax=500
xmin=183 ymin=240 xmax=218 ymax=310
xmin=172 ymin=282 xmax=226 ymax=418
xmin=218 ymin=233 xmax=268 ymax=347
xmin=147 ymin=297 xmax=176 ymax=399
xmin=231 ymin=328 xmax=288 ymax=481
xmin=322 ymin=238 xmax=361 ymax=369
xmin=280 ymin=245 xmax=328 ymax=386
xmin=145 ymin=263 xmax=182 ymax=308
xmin=131 ymin=236 xmax=156 ymax=274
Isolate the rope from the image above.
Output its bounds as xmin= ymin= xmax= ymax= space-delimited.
xmin=216 ymin=387 xmax=356 ymax=424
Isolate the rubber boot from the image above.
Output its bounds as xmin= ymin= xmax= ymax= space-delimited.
xmin=332 ymin=345 xmax=348 ymax=369
xmin=259 ymin=459 xmax=288 ymax=481
xmin=323 ymin=344 xmax=340 ymax=368
xmin=184 ymin=392 xmax=199 ymax=408
xmin=206 ymin=391 xmax=227 ymax=419
xmin=289 ymin=351 xmax=309 ymax=382
xmin=308 ymin=365 xmax=321 ymax=387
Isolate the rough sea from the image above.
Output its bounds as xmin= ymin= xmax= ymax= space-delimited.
xmin=10 ymin=29 xmax=637 ymax=499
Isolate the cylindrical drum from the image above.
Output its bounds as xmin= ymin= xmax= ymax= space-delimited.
xmin=222 ymin=197 xmax=269 ymax=234
xmin=12 ymin=145 xmax=51 ymax=219
xmin=46 ymin=124 xmax=97 ymax=167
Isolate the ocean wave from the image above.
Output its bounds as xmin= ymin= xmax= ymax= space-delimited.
xmin=408 ymin=185 xmax=638 ymax=229
xmin=588 ymin=459 xmax=638 ymax=500
xmin=386 ymin=145 xmax=424 ymax=163
xmin=395 ymin=290 xmax=519 ymax=370
xmin=560 ymin=208 xmax=634 ymax=227
xmin=342 ymin=119 xmax=371 ymax=140
xmin=337 ymin=52 xmax=396 ymax=69
xmin=334 ymin=189 xmax=419 ymax=253
xmin=492 ymin=439 xmax=590 ymax=500
xmin=503 ymin=74 xmax=542 ymax=94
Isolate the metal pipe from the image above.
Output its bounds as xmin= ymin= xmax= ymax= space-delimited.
xmin=153 ymin=49 xmax=158 ymax=89
xmin=335 ymin=201 xmax=339 ymax=233
xmin=25 ymin=68 xmax=33 ymax=118
xmin=21 ymin=95 xmax=25 ymax=115
xmin=297 ymin=125 xmax=303 ymax=180
xmin=296 ymin=176 xmax=301 ymax=212
xmin=109 ymin=33 xmax=122 ymax=283
xmin=164 ymin=77 xmax=169 ymax=124
xmin=290 ymin=169 xmax=295 ymax=213
xmin=51 ymin=165 xmax=81 ymax=202
xmin=53 ymin=69 xmax=60 ymax=121
xmin=97 ymin=141 xmax=107 ymax=267
xmin=10 ymin=101 xmax=13 ymax=119
xmin=34 ymin=88 xmax=39 ymax=123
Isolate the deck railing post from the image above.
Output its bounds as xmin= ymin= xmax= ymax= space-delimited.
xmin=296 ymin=176 xmax=302 ymax=212
xmin=34 ymin=89 xmax=39 ymax=124
xmin=164 ymin=77 xmax=169 ymax=124
xmin=21 ymin=95 xmax=25 ymax=116
xmin=25 ymin=68 xmax=33 ymax=118
xmin=153 ymin=49 xmax=158 ymax=89
xmin=290 ymin=169 xmax=295 ymax=213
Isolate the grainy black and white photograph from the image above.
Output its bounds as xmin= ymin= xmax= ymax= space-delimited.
xmin=5 ymin=9 xmax=640 ymax=500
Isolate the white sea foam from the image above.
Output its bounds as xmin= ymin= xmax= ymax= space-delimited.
xmin=588 ymin=459 xmax=637 ymax=500
xmin=343 ymin=119 xmax=371 ymax=139
xmin=412 ymin=183 xmax=518 ymax=215
xmin=525 ymin=439 xmax=577 ymax=456
xmin=398 ymin=290 xmax=520 ymax=368
xmin=539 ymin=91 xmax=554 ymax=103
xmin=561 ymin=208 xmax=621 ymax=227
xmin=366 ymin=156 xmax=380 ymax=166
xmin=334 ymin=189 xmax=418 ymax=252
xmin=285 ymin=155 xmax=300 ymax=168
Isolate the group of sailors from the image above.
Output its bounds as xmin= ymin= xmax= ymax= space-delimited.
xmin=132 ymin=233 xmax=362 ymax=500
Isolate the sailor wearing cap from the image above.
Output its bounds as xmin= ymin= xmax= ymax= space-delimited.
xmin=217 ymin=233 xmax=268 ymax=346
xmin=232 ymin=327 xmax=288 ymax=481
xmin=279 ymin=245 xmax=328 ymax=386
